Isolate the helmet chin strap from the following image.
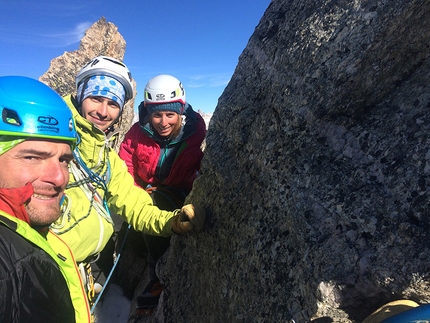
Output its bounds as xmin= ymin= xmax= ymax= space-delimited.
xmin=75 ymin=78 xmax=90 ymax=115
xmin=104 ymin=111 xmax=123 ymax=134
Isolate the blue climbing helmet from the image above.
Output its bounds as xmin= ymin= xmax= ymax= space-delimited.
xmin=0 ymin=76 xmax=77 ymax=144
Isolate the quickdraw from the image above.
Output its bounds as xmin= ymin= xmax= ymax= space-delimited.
xmin=79 ymin=262 xmax=97 ymax=307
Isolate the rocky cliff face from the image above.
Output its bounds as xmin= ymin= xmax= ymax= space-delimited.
xmin=39 ymin=17 xmax=135 ymax=150
xmin=154 ymin=0 xmax=430 ymax=322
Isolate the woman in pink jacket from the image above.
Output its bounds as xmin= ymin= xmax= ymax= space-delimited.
xmin=119 ymin=74 xmax=206 ymax=311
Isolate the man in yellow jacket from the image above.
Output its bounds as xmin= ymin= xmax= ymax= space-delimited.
xmin=49 ymin=56 xmax=206 ymax=304
xmin=0 ymin=76 xmax=91 ymax=323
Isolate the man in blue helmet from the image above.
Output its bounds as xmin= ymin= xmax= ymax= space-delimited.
xmin=0 ymin=76 xmax=91 ymax=323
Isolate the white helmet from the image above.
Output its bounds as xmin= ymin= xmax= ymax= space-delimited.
xmin=144 ymin=74 xmax=186 ymax=106
xmin=76 ymin=56 xmax=134 ymax=102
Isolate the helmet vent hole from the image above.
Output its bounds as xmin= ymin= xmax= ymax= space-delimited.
xmin=170 ymin=91 xmax=176 ymax=98
xmin=2 ymin=108 xmax=21 ymax=126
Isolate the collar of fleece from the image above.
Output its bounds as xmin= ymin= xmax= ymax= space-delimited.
xmin=0 ymin=182 xmax=33 ymax=224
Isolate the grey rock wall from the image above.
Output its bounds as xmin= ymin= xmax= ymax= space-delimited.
xmin=154 ymin=0 xmax=430 ymax=322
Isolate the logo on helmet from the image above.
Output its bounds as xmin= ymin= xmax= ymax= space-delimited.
xmin=38 ymin=116 xmax=59 ymax=126
xmin=179 ymin=82 xmax=184 ymax=96
xmin=90 ymin=58 xmax=100 ymax=67
xmin=156 ymin=94 xmax=165 ymax=101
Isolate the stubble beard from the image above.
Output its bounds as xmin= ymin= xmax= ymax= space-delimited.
xmin=26 ymin=201 xmax=61 ymax=227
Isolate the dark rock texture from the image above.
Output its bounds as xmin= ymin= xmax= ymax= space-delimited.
xmin=152 ymin=0 xmax=430 ymax=322
xmin=40 ymin=17 xmax=136 ymax=151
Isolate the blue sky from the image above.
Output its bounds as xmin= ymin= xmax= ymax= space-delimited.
xmin=0 ymin=1 xmax=270 ymax=114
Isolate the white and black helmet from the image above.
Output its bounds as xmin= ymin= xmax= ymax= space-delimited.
xmin=144 ymin=74 xmax=186 ymax=106
xmin=76 ymin=56 xmax=134 ymax=102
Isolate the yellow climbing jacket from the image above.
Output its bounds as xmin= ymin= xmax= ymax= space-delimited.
xmin=50 ymin=95 xmax=177 ymax=263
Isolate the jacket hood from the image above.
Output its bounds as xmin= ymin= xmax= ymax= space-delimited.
xmin=0 ymin=182 xmax=33 ymax=224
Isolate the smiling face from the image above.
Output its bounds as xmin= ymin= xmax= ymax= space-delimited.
xmin=150 ymin=111 xmax=181 ymax=137
xmin=81 ymin=96 xmax=121 ymax=131
xmin=0 ymin=139 xmax=73 ymax=226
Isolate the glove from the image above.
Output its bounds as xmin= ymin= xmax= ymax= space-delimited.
xmin=171 ymin=204 xmax=206 ymax=235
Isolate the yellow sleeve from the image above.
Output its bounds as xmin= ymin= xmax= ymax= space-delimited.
xmin=106 ymin=149 xmax=178 ymax=237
